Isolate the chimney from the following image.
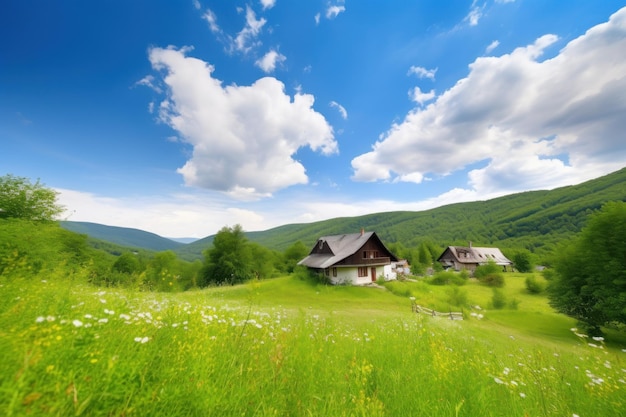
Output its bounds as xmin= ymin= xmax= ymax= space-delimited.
xmin=469 ymin=241 xmax=472 ymax=248
xmin=361 ymin=228 xmax=364 ymax=236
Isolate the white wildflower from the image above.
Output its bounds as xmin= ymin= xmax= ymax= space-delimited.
xmin=72 ymin=320 xmax=84 ymax=327
xmin=494 ymin=377 xmax=504 ymax=385
xmin=35 ymin=316 xmax=45 ymax=323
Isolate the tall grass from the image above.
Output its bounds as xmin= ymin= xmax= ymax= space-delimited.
xmin=1 ymin=275 xmax=624 ymax=416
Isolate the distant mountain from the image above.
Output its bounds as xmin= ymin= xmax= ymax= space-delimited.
xmin=167 ymin=237 xmax=199 ymax=244
xmin=61 ymin=167 xmax=626 ymax=262
xmin=60 ymin=221 xmax=184 ymax=252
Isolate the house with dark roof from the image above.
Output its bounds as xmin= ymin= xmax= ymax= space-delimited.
xmin=298 ymin=230 xmax=399 ymax=285
xmin=437 ymin=243 xmax=512 ymax=273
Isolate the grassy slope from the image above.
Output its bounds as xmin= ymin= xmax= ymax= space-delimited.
xmin=2 ymin=275 xmax=624 ymax=416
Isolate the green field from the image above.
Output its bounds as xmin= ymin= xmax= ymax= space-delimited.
xmin=1 ymin=274 xmax=624 ymax=416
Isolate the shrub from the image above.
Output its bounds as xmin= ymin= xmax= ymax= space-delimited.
xmin=479 ymin=273 xmax=505 ymax=287
xmin=428 ymin=271 xmax=467 ymax=286
xmin=473 ymin=261 xmax=501 ymax=279
xmin=491 ymin=288 xmax=507 ymax=309
xmin=542 ymin=268 xmax=556 ymax=281
xmin=525 ymin=275 xmax=545 ymax=294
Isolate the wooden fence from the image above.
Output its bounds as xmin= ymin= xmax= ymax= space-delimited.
xmin=411 ymin=300 xmax=463 ymax=320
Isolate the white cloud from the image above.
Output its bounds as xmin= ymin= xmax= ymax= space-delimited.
xmin=352 ymin=7 xmax=626 ymax=196
xmin=485 ymin=40 xmax=500 ymax=54
xmin=56 ymin=188 xmax=273 ymax=238
xmin=149 ymin=46 xmax=337 ymax=199
xmin=203 ymin=9 xmax=220 ymax=33
xmin=233 ymin=6 xmax=266 ymax=53
xmin=464 ymin=1 xmax=484 ymax=26
xmin=255 ymin=49 xmax=286 ymax=73
xmin=409 ymin=87 xmax=435 ymax=106
xmin=314 ymin=13 xmax=321 ymax=25
xmin=260 ymin=0 xmax=275 ymax=10
xmin=134 ymin=75 xmax=162 ymax=93
xmin=192 ymin=0 xmax=201 ymax=10
xmin=325 ymin=2 xmax=346 ymax=20
xmin=329 ymin=101 xmax=348 ymax=119
xmin=408 ymin=66 xmax=437 ymax=80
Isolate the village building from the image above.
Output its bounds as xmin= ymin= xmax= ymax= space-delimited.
xmin=437 ymin=243 xmax=512 ymax=273
xmin=298 ymin=230 xmax=399 ymax=285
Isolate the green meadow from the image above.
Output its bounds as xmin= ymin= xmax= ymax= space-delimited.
xmin=1 ymin=273 xmax=624 ymax=416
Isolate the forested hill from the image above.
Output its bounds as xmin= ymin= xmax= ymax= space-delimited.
xmin=175 ymin=166 xmax=626 ymax=260
xmin=61 ymin=167 xmax=626 ymax=261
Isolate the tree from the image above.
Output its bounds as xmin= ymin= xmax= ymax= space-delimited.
xmin=201 ymin=224 xmax=253 ymax=286
xmin=0 ymin=174 xmax=64 ymax=221
xmin=511 ymin=251 xmax=533 ymax=273
xmin=282 ymin=241 xmax=309 ymax=273
xmin=112 ymin=252 xmax=142 ymax=274
xmin=549 ymin=202 xmax=626 ymax=334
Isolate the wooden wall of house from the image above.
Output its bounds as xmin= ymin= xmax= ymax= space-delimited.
xmin=336 ymin=239 xmax=392 ymax=266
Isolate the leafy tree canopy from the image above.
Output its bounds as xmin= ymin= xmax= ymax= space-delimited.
xmin=0 ymin=174 xmax=64 ymax=221
xmin=202 ymin=224 xmax=253 ymax=286
xmin=549 ymin=201 xmax=626 ymax=333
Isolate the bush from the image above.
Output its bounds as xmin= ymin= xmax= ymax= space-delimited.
xmin=542 ymin=268 xmax=556 ymax=281
xmin=479 ymin=273 xmax=505 ymax=287
xmin=491 ymin=288 xmax=507 ymax=309
xmin=525 ymin=275 xmax=545 ymax=294
xmin=428 ymin=271 xmax=467 ymax=286
xmin=292 ymin=265 xmax=325 ymax=285
xmin=473 ymin=261 xmax=502 ymax=279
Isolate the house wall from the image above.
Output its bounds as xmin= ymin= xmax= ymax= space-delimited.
xmin=382 ymin=264 xmax=397 ymax=281
xmin=338 ymin=239 xmax=393 ymax=266
xmin=328 ymin=266 xmax=391 ymax=285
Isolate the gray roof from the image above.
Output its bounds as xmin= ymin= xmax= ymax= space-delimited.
xmin=441 ymin=246 xmax=512 ymax=266
xmin=298 ymin=231 xmax=377 ymax=269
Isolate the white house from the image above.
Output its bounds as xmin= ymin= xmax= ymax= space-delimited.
xmin=298 ymin=230 xmax=399 ymax=285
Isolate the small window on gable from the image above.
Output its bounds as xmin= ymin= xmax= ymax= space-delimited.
xmin=318 ymin=240 xmax=324 ymax=250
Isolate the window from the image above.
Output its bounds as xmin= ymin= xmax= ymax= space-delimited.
xmin=332 ymin=267 xmax=337 ymax=277
xmin=358 ymin=267 xmax=368 ymax=277
xmin=324 ymin=268 xmax=329 ymax=276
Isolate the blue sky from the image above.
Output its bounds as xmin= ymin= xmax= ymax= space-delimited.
xmin=2 ymin=1 xmax=626 ymax=238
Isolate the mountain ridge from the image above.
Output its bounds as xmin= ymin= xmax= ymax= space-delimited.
xmin=62 ymin=167 xmax=626 ymax=261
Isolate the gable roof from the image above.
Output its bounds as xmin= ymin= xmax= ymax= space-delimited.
xmin=298 ymin=231 xmax=395 ymax=269
xmin=438 ymin=246 xmax=512 ymax=266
